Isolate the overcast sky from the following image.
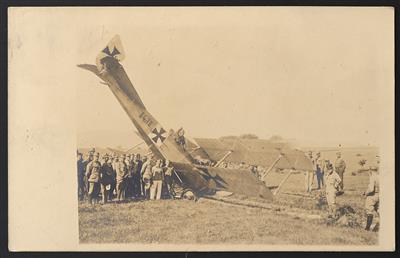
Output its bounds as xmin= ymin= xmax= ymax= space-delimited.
xmin=11 ymin=7 xmax=392 ymax=148
xmin=72 ymin=7 xmax=393 ymax=148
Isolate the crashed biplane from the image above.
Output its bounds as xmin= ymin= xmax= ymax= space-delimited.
xmin=78 ymin=35 xmax=310 ymax=200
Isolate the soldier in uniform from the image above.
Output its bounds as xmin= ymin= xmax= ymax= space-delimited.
xmin=322 ymin=159 xmax=330 ymax=183
xmin=115 ymin=154 xmax=128 ymax=202
xmin=100 ymin=155 xmax=114 ymax=204
xmin=101 ymin=153 xmax=109 ymax=166
xmin=140 ymin=156 xmax=148 ymax=196
xmin=107 ymin=155 xmax=116 ymax=201
xmin=141 ymin=155 xmax=154 ymax=200
xmin=150 ymin=159 xmax=164 ymax=200
xmin=164 ymin=160 xmax=175 ymax=198
xmin=175 ymin=127 xmax=186 ymax=150
xmin=88 ymin=147 xmax=96 ymax=156
xmin=314 ymin=152 xmax=324 ymax=189
xmin=77 ymin=152 xmax=85 ymax=201
xmin=250 ymin=165 xmax=258 ymax=178
xmin=334 ymin=151 xmax=346 ymax=193
xmin=85 ymin=152 xmax=102 ymax=205
xmin=305 ymin=151 xmax=314 ymax=192
xmin=363 ymin=155 xmax=380 ymax=231
xmin=112 ymin=153 xmax=118 ymax=172
xmin=325 ymin=163 xmax=341 ymax=218
xmin=124 ymin=154 xmax=134 ymax=198
xmin=82 ymin=152 xmax=94 ymax=199
xmin=111 ymin=154 xmax=119 ymax=200
xmin=132 ymin=154 xmax=143 ymax=198
xmin=127 ymin=154 xmax=135 ymax=198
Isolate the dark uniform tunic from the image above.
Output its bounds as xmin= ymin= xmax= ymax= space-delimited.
xmin=77 ymin=159 xmax=85 ymax=200
xmin=164 ymin=166 xmax=175 ymax=197
xmin=125 ymin=159 xmax=134 ymax=198
xmin=100 ymin=162 xmax=115 ymax=203
xmin=132 ymin=159 xmax=143 ymax=197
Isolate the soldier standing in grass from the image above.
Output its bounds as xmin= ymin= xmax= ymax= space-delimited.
xmin=77 ymin=152 xmax=85 ymax=201
xmin=111 ymin=154 xmax=119 ymax=199
xmin=315 ymin=152 xmax=324 ymax=189
xmin=141 ymin=156 xmax=154 ymax=200
xmin=334 ymin=151 xmax=346 ymax=193
xmin=82 ymin=152 xmax=94 ymax=199
xmin=112 ymin=153 xmax=118 ymax=171
xmin=124 ymin=154 xmax=134 ymax=198
xmin=322 ymin=159 xmax=331 ymax=184
xmin=150 ymin=159 xmax=164 ymax=200
xmin=362 ymin=155 xmax=380 ymax=231
xmin=100 ymin=155 xmax=114 ymax=204
xmin=115 ymin=154 xmax=128 ymax=202
xmin=305 ymin=151 xmax=314 ymax=192
xmin=140 ymin=156 xmax=148 ymax=197
xmin=163 ymin=160 xmax=175 ymax=198
xmin=107 ymin=155 xmax=116 ymax=201
xmin=325 ymin=163 xmax=341 ymax=218
xmin=85 ymin=152 xmax=102 ymax=205
xmin=132 ymin=154 xmax=143 ymax=198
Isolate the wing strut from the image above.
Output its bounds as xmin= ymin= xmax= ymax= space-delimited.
xmin=261 ymin=152 xmax=284 ymax=181
xmin=273 ymin=169 xmax=294 ymax=195
xmin=214 ymin=150 xmax=233 ymax=167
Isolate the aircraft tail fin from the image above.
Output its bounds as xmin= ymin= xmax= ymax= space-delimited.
xmin=96 ymin=35 xmax=125 ymax=72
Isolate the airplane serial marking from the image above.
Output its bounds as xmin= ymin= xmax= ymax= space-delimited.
xmin=139 ymin=111 xmax=153 ymax=128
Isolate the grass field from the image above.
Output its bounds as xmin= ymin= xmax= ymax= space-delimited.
xmin=79 ymin=148 xmax=379 ymax=245
xmin=79 ymin=173 xmax=378 ymax=245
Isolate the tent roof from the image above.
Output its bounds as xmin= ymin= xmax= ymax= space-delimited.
xmin=193 ymin=138 xmax=313 ymax=171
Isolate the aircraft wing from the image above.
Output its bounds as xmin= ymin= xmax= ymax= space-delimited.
xmin=171 ymin=162 xmax=273 ymax=200
xmin=206 ymin=167 xmax=273 ymax=199
xmin=194 ymin=138 xmax=313 ymax=171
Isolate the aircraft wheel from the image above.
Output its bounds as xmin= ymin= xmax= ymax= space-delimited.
xmin=181 ymin=189 xmax=197 ymax=201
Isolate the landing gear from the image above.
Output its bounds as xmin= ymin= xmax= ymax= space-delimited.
xmin=181 ymin=189 xmax=198 ymax=201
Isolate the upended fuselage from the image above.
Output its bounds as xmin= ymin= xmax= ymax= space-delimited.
xmin=78 ymin=48 xmax=273 ymax=200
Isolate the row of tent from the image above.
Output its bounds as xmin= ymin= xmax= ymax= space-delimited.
xmin=78 ymin=137 xmax=314 ymax=171
xmin=189 ymin=138 xmax=313 ymax=171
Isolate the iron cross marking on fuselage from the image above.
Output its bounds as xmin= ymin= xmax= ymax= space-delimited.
xmin=102 ymin=46 xmax=121 ymax=58
xmin=151 ymin=127 xmax=167 ymax=146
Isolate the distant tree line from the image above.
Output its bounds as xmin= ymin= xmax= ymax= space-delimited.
xmin=219 ymin=134 xmax=285 ymax=141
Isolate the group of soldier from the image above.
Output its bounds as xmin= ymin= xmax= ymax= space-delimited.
xmin=77 ymin=149 xmax=175 ymax=205
xmin=307 ymin=151 xmax=380 ymax=231
xmin=305 ymin=151 xmax=346 ymax=193
xmin=77 ymin=147 xmax=380 ymax=231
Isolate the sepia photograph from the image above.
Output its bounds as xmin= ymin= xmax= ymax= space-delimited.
xmin=8 ymin=7 xmax=395 ymax=251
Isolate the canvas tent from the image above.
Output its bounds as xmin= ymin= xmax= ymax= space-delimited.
xmin=192 ymin=138 xmax=313 ymax=172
